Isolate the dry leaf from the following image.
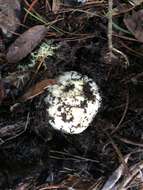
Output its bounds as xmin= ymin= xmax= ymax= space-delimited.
xmin=115 ymin=161 xmax=143 ymax=189
xmin=59 ymin=175 xmax=95 ymax=190
xmin=6 ymin=25 xmax=48 ymax=63
xmin=124 ymin=10 xmax=143 ymax=42
xmin=112 ymin=3 xmax=133 ymax=16
xmin=21 ymin=79 xmax=57 ymax=101
xmin=101 ymin=155 xmax=130 ymax=190
xmin=52 ymin=0 xmax=63 ymax=13
xmin=0 ymin=0 xmax=21 ymax=37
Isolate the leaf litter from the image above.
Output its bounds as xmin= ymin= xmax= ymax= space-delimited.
xmin=0 ymin=0 xmax=143 ymax=190
xmin=124 ymin=10 xmax=143 ymax=43
xmin=0 ymin=0 xmax=21 ymax=38
xmin=6 ymin=25 xmax=48 ymax=63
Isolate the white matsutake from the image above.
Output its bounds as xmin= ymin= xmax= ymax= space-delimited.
xmin=44 ymin=71 xmax=101 ymax=134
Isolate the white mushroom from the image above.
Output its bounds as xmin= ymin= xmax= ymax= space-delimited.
xmin=44 ymin=71 xmax=101 ymax=134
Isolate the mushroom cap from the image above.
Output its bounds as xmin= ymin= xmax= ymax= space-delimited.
xmin=44 ymin=71 xmax=101 ymax=134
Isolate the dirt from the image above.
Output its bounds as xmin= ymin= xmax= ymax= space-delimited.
xmin=0 ymin=1 xmax=143 ymax=190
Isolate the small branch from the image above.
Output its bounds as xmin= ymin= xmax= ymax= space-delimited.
xmin=107 ymin=0 xmax=129 ymax=66
xmin=108 ymin=0 xmax=113 ymax=64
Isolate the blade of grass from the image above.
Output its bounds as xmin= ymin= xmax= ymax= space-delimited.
xmin=24 ymin=8 xmax=97 ymax=36
xmin=24 ymin=8 xmax=64 ymax=34
xmin=113 ymin=22 xmax=131 ymax=34
xmin=23 ymin=0 xmax=38 ymax=23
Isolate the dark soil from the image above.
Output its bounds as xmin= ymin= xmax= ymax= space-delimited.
xmin=0 ymin=1 xmax=143 ymax=189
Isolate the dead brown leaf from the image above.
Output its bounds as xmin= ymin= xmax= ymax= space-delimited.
xmin=6 ymin=25 xmax=48 ymax=63
xmin=112 ymin=3 xmax=133 ymax=16
xmin=0 ymin=0 xmax=21 ymax=37
xmin=52 ymin=0 xmax=63 ymax=13
xmin=20 ymin=79 xmax=57 ymax=101
xmin=36 ymin=175 xmax=95 ymax=190
xmin=61 ymin=175 xmax=95 ymax=190
xmin=124 ymin=10 xmax=143 ymax=42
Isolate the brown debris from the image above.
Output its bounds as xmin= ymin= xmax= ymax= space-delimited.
xmin=0 ymin=0 xmax=21 ymax=37
xmin=52 ymin=0 xmax=63 ymax=13
xmin=20 ymin=78 xmax=57 ymax=101
xmin=112 ymin=3 xmax=133 ymax=16
xmin=0 ymin=80 xmax=6 ymax=104
xmin=0 ymin=122 xmax=24 ymax=140
xmin=0 ymin=1 xmax=143 ymax=190
xmin=124 ymin=10 xmax=143 ymax=42
xmin=6 ymin=25 xmax=48 ymax=63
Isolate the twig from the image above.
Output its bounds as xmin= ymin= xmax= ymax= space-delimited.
xmin=117 ymin=161 xmax=143 ymax=189
xmin=113 ymin=47 xmax=130 ymax=66
xmin=38 ymin=185 xmax=66 ymax=190
xmin=50 ymin=150 xmax=99 ymax=163
xmin=116 ymin=135 xmax=143 ymax=148
xmin=111 ymin=90 xmax=129 ymax=135
xmin=107 ymin=0 xmax=130 ymax=66
xmin=105 ymin=131 xmax=130 ymax=175
xmin=23 ymin=0 xmax=38 ymax=23
xmin=108 ymin=0 xmax=113 ymax=64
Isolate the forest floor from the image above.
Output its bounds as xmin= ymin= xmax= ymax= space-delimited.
xmin=0 ymin=0 xmax=143 ymax=189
